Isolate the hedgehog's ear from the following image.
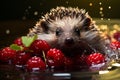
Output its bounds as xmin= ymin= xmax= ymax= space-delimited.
xmin=40 ymin=21 xmax=49 ymax=33
xmin=82 ymin=18 xmax=91 ymax=27
xmin=81 ymin=18 xmax=91 ymax=30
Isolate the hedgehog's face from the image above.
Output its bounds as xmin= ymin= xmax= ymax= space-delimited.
xmin=51 ymin=17 xmax=82 ymax=48
xmin=40 ymin=16 xmax=92 ymax=49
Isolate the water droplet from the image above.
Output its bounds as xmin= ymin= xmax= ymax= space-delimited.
xmin=28 ymin=6 xmax=31 ymax=9
xmin=108 ymin=6 xmax=111 ymax=9
xmin=89 ymin=3 xmax=93 ymax=6
xmin=66 ymin=1 xmax=69 ymax=4
xmin=101 ymin=18 xmax=104 ymax=20
xmin=100 ymin=7 xmax=103 ymax=11
xmin=99 ymin=2 xmax=102 ymax=5
xmin=99 ymin=11 xmax=103 ymax=14
xmin=34 ymin=11 xmax=38 ymax=16
xmin=25 ymin=9 xmax=28 ymax=12
xmin=108 ymin=18 xmax=110 ymax=21
xmin=6 ymin=29 xmax=10 ymax=34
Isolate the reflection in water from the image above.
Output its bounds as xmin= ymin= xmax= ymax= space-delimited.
xmin=1 ymin=64 xmax=120 ymax=80
xmin=99 ymin=68 xmax=120 ymax=80
xmin=99 ymin=70 xmax=109 ymax=74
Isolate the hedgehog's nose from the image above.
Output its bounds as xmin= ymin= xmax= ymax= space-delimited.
xmin=65 ymin=37 xmax=74 ymax=45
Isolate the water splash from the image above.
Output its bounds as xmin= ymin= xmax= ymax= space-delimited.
xmin=89 ymin=0 xmax=112 ymax=21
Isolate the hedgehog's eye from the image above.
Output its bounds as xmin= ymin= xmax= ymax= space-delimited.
xmin=56 ymin=27 xmax=63 ymax=36
xmin=74 ymin=27 xmax=80 ymax=35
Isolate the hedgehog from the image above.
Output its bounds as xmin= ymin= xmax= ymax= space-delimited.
xmin=28 ymin=7 xmax=110 ymax=57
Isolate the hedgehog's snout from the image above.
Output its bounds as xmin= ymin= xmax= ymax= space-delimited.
xmin=65 ymin=37 xmax=74 ymax=45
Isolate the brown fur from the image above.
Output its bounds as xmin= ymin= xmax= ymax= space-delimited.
xmin=28 ymin=7 xmax=110 ymax=56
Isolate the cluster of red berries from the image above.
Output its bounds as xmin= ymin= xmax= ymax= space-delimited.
xmin=110 ymin=31 xmax=120 ymax=50
xmin=0 ymin=36 xmax=106 ymax=71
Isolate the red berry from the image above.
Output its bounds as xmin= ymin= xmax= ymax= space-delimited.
xmin=0 ymin=47 xmax=16 ymax=62
xmin=26 ymin=56 xmax=46 ymax=71
xmin=30 ymin=40 xmax=50 ymax=54
xmin=13 ymin=51 xmax=31 ymax=65
xmin=113 ymin=32 xmax=120 ymax=41
xmin=87 ymin=53 xmax=105 ymax=65
xmin=14 ymin=37 xmax=23 ymax=46
xmin=46 ymin=48 xmax=65 ymax=67
xmin=110 ymin=41 xmax=120 ymax=50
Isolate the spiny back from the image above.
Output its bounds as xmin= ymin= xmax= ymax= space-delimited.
xmin=42 ymin=6 xmax=89 ymax=23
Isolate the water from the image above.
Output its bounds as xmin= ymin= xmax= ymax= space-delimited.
xmin=1 ymin=64 xmax=120 ymax=80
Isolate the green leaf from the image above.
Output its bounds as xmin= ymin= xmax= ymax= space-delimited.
xmin=21 ymin=35 xmax=37 ymax=47
xmin=10 ymin=44 xmax=23 ymax=51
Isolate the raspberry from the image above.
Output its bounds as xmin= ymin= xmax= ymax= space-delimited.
xmin=30 ymin=40 xmax=50 ymax=54
xmin=110 ymin=41 xmax=120 ymax=50
xmin=46 ymin=48 xmax=65 ymax=68
xmin=0 ymin=47 xmax=16 ymax=62
xmin=14 ymin=37 xmax=23 ymax=46
xmin=26 ymin=56 xmax=46 ymax=71
xmin=13 ymin=51 xmax=31 ymax=65
xmin=113 ymin=31 xmax=120 ymax=41
xmin=87 ymin=53 xmax=105 ymax=65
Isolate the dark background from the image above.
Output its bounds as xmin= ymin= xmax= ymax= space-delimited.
xmin=0 ymin=0 xmax=120 ymax=21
